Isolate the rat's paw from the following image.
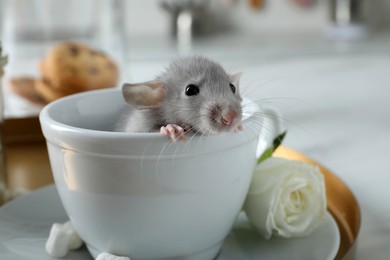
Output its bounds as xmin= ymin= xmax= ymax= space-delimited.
xmin=160 ymin=124 xmax=186 ymax=142
xmin=234 ymin=123 xmax=243 ymax=133
xmin=96 ymin=252 xmax=131 ymax=260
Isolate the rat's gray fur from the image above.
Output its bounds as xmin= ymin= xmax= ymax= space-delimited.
xmin=115 ymin=56 xmax=242 ymax=134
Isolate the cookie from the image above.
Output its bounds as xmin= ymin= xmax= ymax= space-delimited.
xmin=34 ymin=78 xmax=79 ymax=103
xmin=8 ymin=76 xmax=46 ymax=104
xmin=39 ymin=42 xmax=119 ymax=91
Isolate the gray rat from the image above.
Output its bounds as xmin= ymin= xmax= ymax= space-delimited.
xmin=114 ymin=56 xmax=243 ymax=141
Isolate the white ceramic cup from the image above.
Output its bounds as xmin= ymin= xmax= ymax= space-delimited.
xmin=39 ymin=89 xmax=281 ymax=260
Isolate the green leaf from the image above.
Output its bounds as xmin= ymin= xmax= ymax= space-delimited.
xmin=272 ymin=131 xmax=286 ymax=151
xmin=257 ymin=147 xmax=274 ymax=164
xmin=257 ymin=131 xmax=287 ymax=164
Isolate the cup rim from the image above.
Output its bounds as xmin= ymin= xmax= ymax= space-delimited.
xmin=39 ymin=89 xmax=263 ymax=156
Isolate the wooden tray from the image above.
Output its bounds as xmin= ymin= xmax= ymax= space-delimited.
xmin=274 ymin=146 xmax=360 ymax=260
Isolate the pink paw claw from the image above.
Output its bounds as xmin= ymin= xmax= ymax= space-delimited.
xmin=234 ymin=123 xmax=243 ymax=133
xmin=160 ymin=124 xmax=186 ymax=142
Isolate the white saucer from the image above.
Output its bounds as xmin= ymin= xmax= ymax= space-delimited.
xmin=0 ymin=185 xmax=339 ymax=260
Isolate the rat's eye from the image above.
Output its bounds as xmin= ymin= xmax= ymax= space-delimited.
xmin=185 ymin=84 xmax=200 ymax=96
xmin=229 ymin=83 xmax=236 ymax=94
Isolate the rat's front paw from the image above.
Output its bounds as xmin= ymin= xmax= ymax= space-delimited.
xmin=234 ymin=123 xmax=243 ymax=133
xmin=160 ymin=124 xmax=186 ymax=142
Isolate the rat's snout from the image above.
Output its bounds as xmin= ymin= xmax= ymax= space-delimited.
xmin=208 ymin=104 xmax=241 ymax=132
xmin=221 ymin=109 xmax=238 ymax=126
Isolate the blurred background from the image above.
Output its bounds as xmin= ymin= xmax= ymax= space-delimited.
xmin=0 ymin=1 xmax=390 ymax=259
xmin=1 ymin=0 xmax=390 ymax=117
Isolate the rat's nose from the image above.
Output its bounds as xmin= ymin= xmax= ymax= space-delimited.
xmin=221 ymin=109 xmax=238 ymax=126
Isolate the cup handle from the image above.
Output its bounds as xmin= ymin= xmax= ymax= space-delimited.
xmin=256 ymin=106 xmax=284 ymax=158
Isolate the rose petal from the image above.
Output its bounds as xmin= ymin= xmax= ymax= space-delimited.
xmin=244 ymin=157 xmax=327 ymax=239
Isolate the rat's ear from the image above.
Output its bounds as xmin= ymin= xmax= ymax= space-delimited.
xmin=122 ymin=81 xmax=166 ymax=109
xmin=229 ymin=72 xmax=242 ymax=87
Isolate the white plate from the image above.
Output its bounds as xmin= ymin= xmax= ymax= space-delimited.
xmin=0 ymin=185 xmax=339 ymax=260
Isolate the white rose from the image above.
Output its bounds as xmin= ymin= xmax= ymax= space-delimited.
xmin=244 ymin=157 xmax=327 ymax=239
